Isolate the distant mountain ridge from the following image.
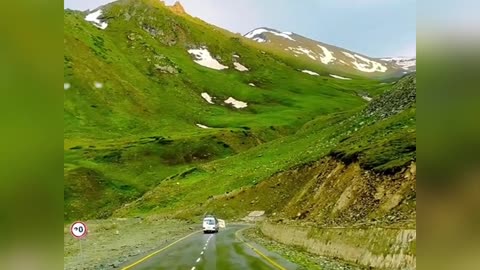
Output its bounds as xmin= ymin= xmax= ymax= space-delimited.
xmin=379 ymin=57 xmax=416 ymax=72
xmin=244 ymin=27 xmax=416 ymax=77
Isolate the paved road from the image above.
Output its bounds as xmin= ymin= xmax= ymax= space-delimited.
xmin=120 ymin=224 xmax=299 ymax=270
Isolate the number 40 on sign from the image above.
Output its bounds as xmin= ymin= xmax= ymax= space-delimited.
xmin=70 ymin=221 xmax=88 ymax=238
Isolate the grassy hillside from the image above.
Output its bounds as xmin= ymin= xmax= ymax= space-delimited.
xmin=201 ymin=87 xmax=416 ymax=225
xmin=63 ymin=0 xmax=405 ymax=221
xmin=116 ymin=74 xmax=416 ymax=220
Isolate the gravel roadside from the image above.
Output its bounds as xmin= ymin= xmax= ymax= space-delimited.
xmin=243 ymin=226 xmax=367 ymax=270
xmin=64 ymin=217 xmax=196 ymax=270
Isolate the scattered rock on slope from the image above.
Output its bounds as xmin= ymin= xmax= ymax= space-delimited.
xmin=365 ymin=74 xmax=416 ymax=119
xmin=154 ymin=64 xmax=178 ymax=74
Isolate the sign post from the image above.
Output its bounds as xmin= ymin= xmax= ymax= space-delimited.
xmin=70 ymin=221 xmax=88 ymax=269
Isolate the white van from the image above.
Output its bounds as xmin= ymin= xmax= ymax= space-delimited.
xmin=203 ymin=216 xmax=219 ymax=233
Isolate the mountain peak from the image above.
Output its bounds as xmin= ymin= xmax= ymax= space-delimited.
xmin=169 ymin=1 xmax=186 ymax=15
xmin=244 ymin=27 xmax=415 ymax=76
xmin=244 ymin=28 xmax=295 ymax=43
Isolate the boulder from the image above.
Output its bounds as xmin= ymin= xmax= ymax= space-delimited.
xmin=242 ymin=210 xmax=266 ymax=222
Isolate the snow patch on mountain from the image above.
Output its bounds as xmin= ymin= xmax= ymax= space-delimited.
xmin=289 ymin=47 xmax=317 ymax=60
xmin=287 ymin=45 xmax=335 ymax=65
xmin=342 ymin=52 xmax=387 ymax=73
xmin=245 ymin=28 xmax=295 ymax=41
xmin=381 ymin=57 xmax=416 ymax=71
xmin=253 ymin=37 xmax=267 ymax=43
xmin=201 ymin=92 xmax=214 ymax=104
xmin=94 ymin=82 xmax=103 ymax=89
xmin=302 ymin=70 xmax=319 ymax=76
xmin=188 ymin=47 xmax=229 ymax=70
xmin=85 ymin=10 xmax=108 ymax=30
xmin=196 ymin=124 xmax=210 ymax=129
xmin=288 ymin=47 xmax=301 ymax=55
xmin=225 ymin=97 xmax=248 ymax=109
xmin=361 ymin=95 xmax=373 ymax=102
xmin=234 ymin=62 xmax=249 ymax=72
xmin=330 ymin=74 xmax=352 ymax=80
xmin=317 ymin=45 xmax=336 ymax=64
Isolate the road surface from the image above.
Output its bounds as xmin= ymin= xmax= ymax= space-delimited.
xmin=119 ymin=224 xmax=299 ymax=270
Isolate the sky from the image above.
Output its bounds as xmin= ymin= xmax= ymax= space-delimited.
xmin=64 ymin=0 xmax=416 ymax=57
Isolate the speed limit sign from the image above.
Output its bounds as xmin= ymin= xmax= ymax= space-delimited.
xmin=70 ymin=221 xmax=88 ymax=238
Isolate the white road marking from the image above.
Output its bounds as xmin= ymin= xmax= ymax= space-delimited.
xmin=190 ymin=235 xmax=213 ymax=269
xmin=121 ymin=230 xmax=201 ymax=270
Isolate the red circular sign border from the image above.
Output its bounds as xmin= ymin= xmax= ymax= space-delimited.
xmin=70 ymin=221 xmax=88 ymax=239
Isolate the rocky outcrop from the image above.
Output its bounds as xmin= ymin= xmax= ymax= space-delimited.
xmin=154 ymin=64 xmax=178 ymax=74
xmin=169 ymin=1 xmax=186 ymax=15
xmin=365 ymin=74 xmax=416 ymax=120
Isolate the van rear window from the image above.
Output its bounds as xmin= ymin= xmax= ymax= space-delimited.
xmin=204 ymin=219 xmax=215 ymax=225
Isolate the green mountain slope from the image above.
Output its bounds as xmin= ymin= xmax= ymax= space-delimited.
xmin=117 ymin=74 xmax=416 ymax=220
xmin=63 ymin=0 xmax=411 ymax=221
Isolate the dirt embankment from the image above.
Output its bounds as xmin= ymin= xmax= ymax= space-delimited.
xmin=209 ymin=157 xmax=416 ymax=269
xmin=244 ymin=227 xmax=366 ymax=270
xmin=261 ymin=223 xmax=415 ymax=270
xmin=277 ymin=159 xmax=416 ymax=227
xmin=261 ymin=159 xmax=416 ymax=269
xmin=210 ymin=157 xmax=415 ymax=227
xmin=64 ymin=217 xmax=195 ymax=270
